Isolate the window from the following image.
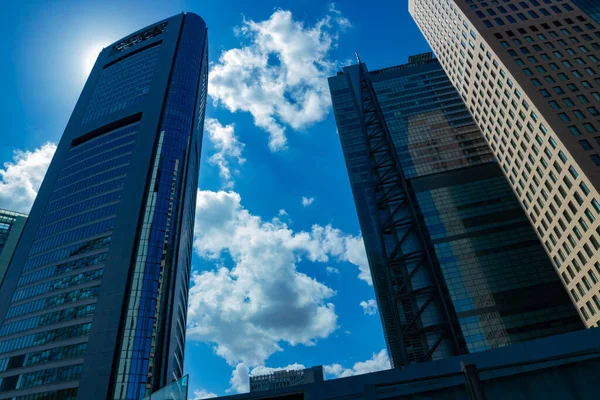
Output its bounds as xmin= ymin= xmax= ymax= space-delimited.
xmin=569 ymin=166 xmax=579 ymax=179
xmin=569 ymin=126 xmax=582 ymax=136
xmin=578 ymin=95 xmax=589 ymax=104
xmin=558 ymin=113 xmax=570 ymax=122
xmin=580 ymin=140 xmax=593 ymax=151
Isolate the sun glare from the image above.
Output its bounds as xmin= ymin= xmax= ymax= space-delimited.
xmin=83 ymin=45 xmax=104 ymax=77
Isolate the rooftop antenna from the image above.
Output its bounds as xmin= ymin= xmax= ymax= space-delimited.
xmin=355 ymin=51 xmax=362 ymax=65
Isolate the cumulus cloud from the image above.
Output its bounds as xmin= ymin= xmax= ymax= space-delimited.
xmin=324 ymin=350 xmax=390 ymax=379
xmin=228 ymin=363 xmax=306 ymax=394
xmin=359 ymin=299 xmax=377 ymax=316
xmin=191 ymin=389 xmax=217 ymax=400
xmin=310 ymin=226 xmax=371 ymax=285
xmin=301 ymin=196 xmax=315 ymax=207
xmin=0 ymin=143 xmax=56 ymax=214
xmin=188 ymin=190 xmax=369 ymax=367
xmin=205 ymin=118 xmax=245 ymax=188
xmin=278 ymin=209 xmax=288 ymax=216
xmin=208 ymin=5 xmax=351 ymax=151
xmin=228 ymin=363 xmax=250 ymax=393
xmin=250 ymin=363 xmax=306 ymax=377
xmin=343 ymin=237 xmax=371 ymax=285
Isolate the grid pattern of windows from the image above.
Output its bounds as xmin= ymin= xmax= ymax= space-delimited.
xmin=5 ymin=286 xmax=100 ymax=320
xmin=0 ymin=14 xmax=208 ymax=400
xmin=415 ymin=173 xmax=581 ymax=352
xmin=329 ymin=54 xmax=581 ymax=359
xmin=467 ymin=0 xmax=580 ymax=28
xmin=81 ymin=45 xmax=161 ymax=125
xmin=0 ymin=343 xmax=87 ymax=373
xmin=0 ymin=323 xmax=92 ymax=354
xmin=0 ymin=363 xmax=83 ymax=392
xmin=0 ymin=123 xmax=138 ymax=398
xmin=372 ymin=63 xmax=494 ymax=178
xmin=17 ymin=253 xmax=107 ymax=287
xmin=410 ymin=0 xmax=600 ymax=327
xmin=0 ymin=304 xmax=96 ymax=337
xmin=371 ymin=57 xmax=580 ymax=352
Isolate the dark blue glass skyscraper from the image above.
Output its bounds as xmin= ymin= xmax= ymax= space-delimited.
xmin=0 ymin=13 xmax=207 ymax=400
xmin=328 ymin=54 xmax=582 ymax=368
xmin=572 ymin=0 xmax=600 ymax=24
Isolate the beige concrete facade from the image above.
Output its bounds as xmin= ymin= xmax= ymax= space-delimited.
xmin=409 ymin=0 xmax=600 ymax=327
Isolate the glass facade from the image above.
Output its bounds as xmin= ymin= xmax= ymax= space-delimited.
xmin=370 ymin=62 xmax=494 ymax=178
xmin=113 ymin=15 xmax=207 ymax=399
xmin=82 ymin=46 xmax=161 ymax=125
xmin=0 ymin=122 xmax=136 ymax=395
xmin=573 ymin=0 xmax=600 ymax=25
xmin=0 ymin=210 xmax=27 ymax=284
xmin=328 ymin=55 xmax=582 ymax=362
xmin=0 ymin=13 xmax=207 ymax=400
xmin=142 ymin=375 xmax=188 ymax=400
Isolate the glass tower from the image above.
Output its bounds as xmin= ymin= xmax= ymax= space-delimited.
xmin=409 ymin=0 xmax=600 ymax=328
xmin=328 ymin=54 xmax=582 ymax=367
xmin=0 ymin=210 xmax=27 ymax=285
xmin=572 ymin=0 xmax=600 ymax=25
xmin=0 ymin=13 xmax=207 ymax=400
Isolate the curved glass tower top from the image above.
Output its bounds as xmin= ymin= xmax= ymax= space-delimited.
xmin=0 ymin=13 xmax=208 ymax=400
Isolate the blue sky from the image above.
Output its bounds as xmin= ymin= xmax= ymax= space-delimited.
xmin=0 ymin=0 xmax=432 ymax=398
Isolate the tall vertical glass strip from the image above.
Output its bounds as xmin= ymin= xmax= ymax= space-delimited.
xmin=0 ymin=13 xmax=207 ymax=400
xmin=328 ymin=55 xmax=582 ymax=366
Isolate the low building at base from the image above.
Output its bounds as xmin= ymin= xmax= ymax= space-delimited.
xmin=213 ymin=328 xmax=600 ymax=400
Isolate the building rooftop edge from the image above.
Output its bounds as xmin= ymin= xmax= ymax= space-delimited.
xmin=0 ymin=209 xmax=28 ymax=218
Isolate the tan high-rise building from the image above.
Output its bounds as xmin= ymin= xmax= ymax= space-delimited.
xmin=409 ymin=0 xmax=600 ymax=327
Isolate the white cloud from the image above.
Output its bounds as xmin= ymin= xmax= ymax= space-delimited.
xmin=208 ymin=6 xmax=350 ymax=151
xmin=0 ymin=143 xmax=56 ymax=214
xmin=250 ymin=363 xmax=306 ymax=377
xmin=328 ymin=3 xmax=353 ymax=30
xmin=359 ymin=299 xmax=377 ymax=316
xmin=343 ymin=236 xmax=371 ymax=285
xmin=191 ymin=389 xmax=217 ymax=400
xmin=228 ymin=363 xmax=306 ymax=394
xmin=324 ymin=350 xmax=390 ymax=379
xmin=188 ymin=190 xmax=369 ymax=367
xmin=326 ymin=266 xmax=340 ymax=276
xmin=278 ymin=209 xmax=288 ymax=216
xmin=228 ymin=363 xmax=250 ymax=393
xmin=309 ymin=225 xmax=371 ymax=285
xmin=302 ymin=196 xmax=315 ymax=207
xmin=205 ymin=118 xmax=245 ymax=188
